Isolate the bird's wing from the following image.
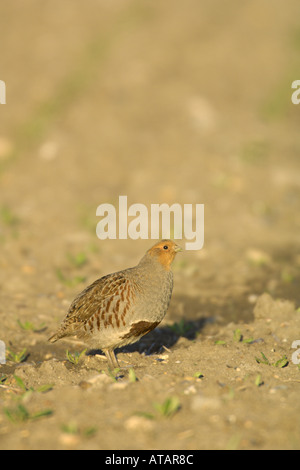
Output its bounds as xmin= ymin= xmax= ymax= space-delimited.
xmin=51 ymin=272 xmax=129 ymax=340
xmin=66 ymin=272 xmax=127 ymax=322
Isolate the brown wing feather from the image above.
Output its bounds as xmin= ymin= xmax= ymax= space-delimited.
xmin=48 ymin=272 xmax=127 ymax=342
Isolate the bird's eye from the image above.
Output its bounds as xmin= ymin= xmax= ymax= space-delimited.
xmin=163 ymin=245 xmax=168 ymax=250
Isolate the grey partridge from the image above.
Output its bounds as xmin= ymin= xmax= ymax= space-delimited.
xmin=49 ymin=240 xmax=182 ymax=368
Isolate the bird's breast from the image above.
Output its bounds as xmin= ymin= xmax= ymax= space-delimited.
xmin=131 ymin=271 xmax=174 ymax=322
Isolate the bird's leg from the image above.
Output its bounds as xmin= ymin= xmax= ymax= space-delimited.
xmin=103 ymin=348 xmax=120 ymax=370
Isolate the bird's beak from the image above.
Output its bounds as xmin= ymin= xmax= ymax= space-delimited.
xmin=174 ymin=244 xmax=183 ymax=253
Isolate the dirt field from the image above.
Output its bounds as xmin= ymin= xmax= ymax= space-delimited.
xmin=1 ymin=0 xmax=300 ymax=450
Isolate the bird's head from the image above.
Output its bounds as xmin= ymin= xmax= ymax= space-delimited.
xmin=146 ymin=239 xmax=182 ymax=270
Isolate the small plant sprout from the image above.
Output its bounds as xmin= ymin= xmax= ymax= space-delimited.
xmin=0 ymin=206 xmax=19 ymax=227
xmin=7 ymin=347 xmax=28 ymax=364
xmin=61 ymin=422 xmax=97 ymax=438
xmin=255 ymin=352 xmax=270 ymax=365
xmin=17 ymin=319 xmax=45 ymax=332
xmin=66 ymin=349 xmax=87 ymax=364
xmin=55 ymin=268 xmax=86 ymax=288
xmin=17 ymin=319 xmax=36 ymax=331
xmin=255 ymin=374 xmax=264 ymax=387
xmin=67 ymin=252 xmax=88 ymax=268
xmin=4 ymin=404 xmax=53 ymax=423
xmin=13 ymin=375 xmax=54 ymax=396
xmin=169 ymin=320 xmax=192 ymax=337
xmin=102 ymin=367 xmax=123 ymax=382
xmin=255 ymin=352 xmax=288 ymax=368
xmin=0 ymin=374 xmax=7 ymax=384
xmin=153 ymin=396 xmax=181 ymax=418
xmin=233 ymin=328 xmax=254 ymax=343
xmin=233 ymin=329 xmax=242 ymax=342
xmin=274 ymin=355 xmax=289 ymax=368
xmin=193 ymin=372 xmax=204 ymax=379
xmin=128 ymin=368 xmax=138 ymax=382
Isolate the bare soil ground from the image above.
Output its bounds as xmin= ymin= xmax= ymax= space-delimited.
xmin=1 ymin=0 xmax=300 ymax=450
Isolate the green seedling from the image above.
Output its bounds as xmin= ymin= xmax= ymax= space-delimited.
xmin=61 ymin=422 xmax=97 ymax=437
xmin=17 ymin=319 xmax=45 ymax=332
xmin=225 ymin=434 xmax=242 ymax=451
xmin=233 ymin=329 xmax=254 ymax=343
xmin=55 ymin=268 xmax=86 ymax=287
xmin=255 ymin=352 xmax=270 ymax=365
xmin=13 ymin=375 xmax=53 ymax=396
xmin=17 ymin=319 xmax=36 ymax=331
xmin=242 ymin=336 xmax=255 ymax=344
xmin=134 ymin=411 xmax=155 ymax=420
xmin=193 ymin=372 xmax=204 ymax=379
xmin=128 ymin=368 xmax=138 ymax=383
xmin=0 ymin=206 xmax=19 ymax=226
xmin=67 ymin=252 xmax=88 ymax=268
xmin=61 ymin=422 xmax=80 ymax=434
xmin=13 ymin=375 xmax=27 ymax=392
xmin=215 ymin=330 xmax=254 ymax=346
xmin=7 ymin=347 xmax=28 ymax=364
xmin=273 ymin=355 xmax=289 ymax=368
xmin=233 ymin=329 xmax=242 ymax=342
xmin=4 ymin=404 xmax=53 ymax=423
xmin=281 ymin=269 xmax=294 ymax=283
xmin=169 ymin=320 xmax=192 ymax=337
xmin=102 ymin=367 xmax=123 ymax=382
xmin=0 ymin=375 xmax=8 ymax=390
xmin=255 ymin=374 xmax=264 ymax=387
xmin=153 ymin=396 xmax=181 ymax=418
xmin=66 ymin=349 xmax=87 ymax=365
xmin=84 ymin=427 xmax=98 ymax=437
xmin=134 ymin=397 xmax=181 ymax=421
xmin=255 ymin=352 xmax=288 ymax=368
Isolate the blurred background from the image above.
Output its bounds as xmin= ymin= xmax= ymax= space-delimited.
xmin=1 ymin=0 xmax=300 ymax=327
